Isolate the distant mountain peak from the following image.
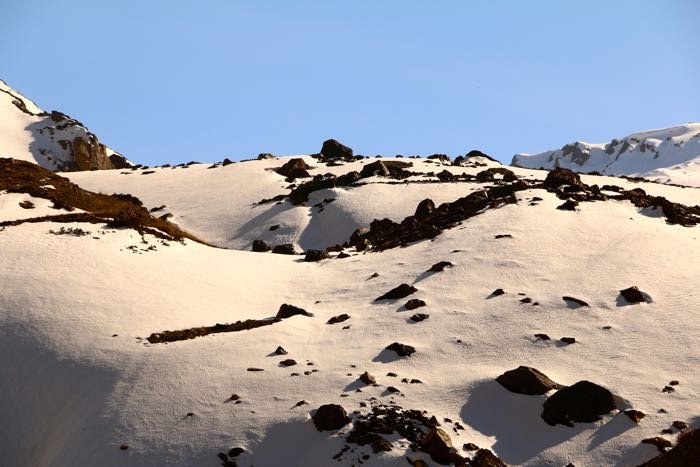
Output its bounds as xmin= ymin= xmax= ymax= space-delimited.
xmin=511 ymin=124 xmax=700 ymax=187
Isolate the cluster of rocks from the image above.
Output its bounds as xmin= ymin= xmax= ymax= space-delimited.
xmin=496 ymin=366 xmax=617 ymax=427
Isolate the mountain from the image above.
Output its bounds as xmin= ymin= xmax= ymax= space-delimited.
xmin=0 ymin=80 xmax=130 ymax=171
xmin=511 ymin=124 xmax=700 ymax=187
xmin=1 ymin=144 xmax=698 ymax=467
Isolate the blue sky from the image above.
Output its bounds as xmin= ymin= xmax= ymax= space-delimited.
xmin=2 ymin=1 xmax=699 ymax=165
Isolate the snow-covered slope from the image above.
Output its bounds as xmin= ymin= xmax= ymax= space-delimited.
xmin=67 ymin=155 xmax=700 ymax=252
xmin=512 ymin=124 xmax=700 ymax=187
xmin=2 ymin=154 xmax=699 ymax=467
xmin=0 ymin=79 xmax=130 ymax=171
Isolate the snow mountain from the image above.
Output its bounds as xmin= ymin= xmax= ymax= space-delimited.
xmin=0 ymin=79 xmax=130 ymax=171
xmin=511 ymin=124 xmax=700 ymax=187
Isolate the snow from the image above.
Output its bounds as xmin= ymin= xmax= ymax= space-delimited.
xmin=512 ymin=124 xmax=700 ymax=187
xmin=1 ymin=156 xmax=699 ymax=467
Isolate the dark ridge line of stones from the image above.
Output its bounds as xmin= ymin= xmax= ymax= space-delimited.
xmin=146 ymin=304 xmax=312 ymax=344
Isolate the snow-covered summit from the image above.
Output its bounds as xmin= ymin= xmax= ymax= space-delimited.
xmin=0 ymin=79 xmax=130 ymax=171
xmin=511 ymin=124 xmax=700 ymax=187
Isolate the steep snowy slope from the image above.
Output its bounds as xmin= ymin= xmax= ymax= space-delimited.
xmin=1 ymin=155 xmax=699 ymax=467
xmin=0 ymin=79 xmax=130 ymax=171
xmin=512 ymin=124 xmax=700 ymax=187
xmin=68 ymin=155 xmax=700 ymax=252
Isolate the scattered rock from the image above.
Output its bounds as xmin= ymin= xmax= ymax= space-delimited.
xmin=251 ymin=240 xmax=270 ymax=252
xmin=327 ymin=314 xmax=350 ymax=325
xmin=471 ymin=448 xmax=508 ymax=467
xmin=672 ymin=420 xmax=689 ymax=430
xmin=491 ymin=288 xmax=506 ymax=296
xmin=563 ymin=296 xmax=589 ymax=307
xmin=405 ymin=299 xmax=426 ymax=310
xmin=560 ymin=337 xmax=576 ymax=345
xmin=494 ymin=234 xmax=512 ymax=239
xmin=19 ymin=200 xmax=35 ymax=209
xmin=541 ymin=380 xmax=616 ymax=426
xmin=386 ymin=386 xmax=401 ymax=394
xmin=336 ymin=252 xmax=351 ymax=259
xmin=463 ymin=443 xmax=479 ymax=451
xmin=279 ymin=359 xmax=297 ymax=367
xmin=222 ymin=158 xmax=234 ymax=166
xmin=257 ymin=153 xmax=275 ymax=160
xmin=669 ymin=380 xmax=679 ymax=386
xmin=371 ymin=437 xmax=393 ymax=453
xmin=625 ymin=410 xmax=646 ymax=423
xmin=274 ymin=346 xmax=288 ymax=355
xmin=119 ymin=444 xmax=128 ymax=450
xmin=272 ymin=244 xmax=297 ymax=255
xmin=375 ymin=284 xmax=417 ymax=301
xmin=543 ymin=168 xmax=585 ymax=190
xmin=534 ymin=333 xmax=551 ymax=340
xmin=557 ymin=199 xmax=579 ymax=211
xmin=269 ymin=224 xmax=280 ymax=231
xmin=304 ymin=249 xmax=329 ymax=262
xmin=428 ymin=261 xmax=453 ymax=272
xmin=662 ymin=386 xmax=675 ymax=393
xmin=276 ymin=304 xmax=312 ymax=319
xmin=619 ymin=286 xmax=648 ymax=304
xmin=228 ymin=447 xmax=244 ymax=457
xmin=359 ymin=372 xmax=376 ymax=385
xmin=386 ymin=342 xmax=416 ymax=357
xmin=410 ymin=313 xmax=429 ymax=322
xmin=639 ymin=429 xmax=700 ymax=466
xmin=246 ymin=368 xmax=264 ymax=372
xmin=520 ymin=297 xmax=532 ymax=303
xmin=642 ymin=437 xmax=674 ymax=453
xmin=312 ymin=404 xmax=351 ymax=431
xmin=496 ymin=366 xmax=560 ymax=395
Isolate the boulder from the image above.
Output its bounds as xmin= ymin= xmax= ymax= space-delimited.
xmin=252 ymin=240 xmax=270 ymax=252
xmin=359 ymin=371 xmax=376 ymax=385
xmin=276 ymin=158 xmax=310 ymax=178
xmin=496 ymin=366 xmax=560 ymax=395
xmin=415 ymin=199 xmax=436 ymax=219
xmin=405 ymin=299 xmax=426 ymax=310
xmin=543 ymin=168 xmax=585 ymax=190
xmin=312 ymin=404 xmax=351 ymax=431
xmin=272 ymin=244 xmax=297 ymax=255
xmin=420 ymin=428 xmax=459 ymax=464
xmin=276 ymin=304 xmax=312 ymax=319
xmin=320 ymin=139 xmax=353 ymax=159
xmin=429 ymin=261 xmax=453 ymax=272
xmin=541 ymin=380 xmax=616 ymax=426
xmin=304 ymin=249 xmax=329 ymax=262
xmin=639 ymin=429 xmax=699 ymax=465
xmin=619 ymin=286 xmax=648 ymax=304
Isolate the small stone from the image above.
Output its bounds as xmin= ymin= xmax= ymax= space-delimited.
xmin=429 ymin=261 xmax=453 ymax=272
xmin=534 ymin=333 xmax=551 ymax=340
xmin=491 ymin=288 xmax=505 ymax=296
xmin=560 ymin=337 xmax=576 ymax=345
xmin=619 ymin=286 xmax=648 ymax=304
xmin=312 ymin=404 xmax=351 ymax=431
xmin=410 ymin=313 xmax=429 ymax=322
xmin=405 ymin=299 xmax=426 ymax=310
xmin=463 ymin=443 xmax=479 ymax=451
xmin=496 ymin=366 xmax=560 ymax=395
xmin=247 ymin=368 xmax=264 ymax=372
xmin=375 ymin=284 xmax=417 ymax=301
xmin=672 ymin=420 xmax=689 ymax=430
xmin=669 ymin=380 xmax=679 ymax=386
xmin=274 ymin=346 xmax=288 ymax=355
xmin=327 ymin=314 xmax=350 ymax=325
xmin=563 ymin=296 xmax=589 ymax=307
xmin=360 ymin=372 xmax=376 ymax=385
xmin=624 ymin=410 xmax=646 ymax=423
xmin=386 ymin=386 xmax=401 ymax=393
xmin=279 ymin=359 xmax=297 ymax=367
xmin=228 ymin=447 xmax=245 ymax=457
xmin=641 ymin=437 xmax=673 ymax=452
xmin=662 ymin=386 xmax=676 ymax=393
xmin=230 ymin=394 xmax=240 ymax=401
xmin=385 ymin=342 xmax=416 ymax=357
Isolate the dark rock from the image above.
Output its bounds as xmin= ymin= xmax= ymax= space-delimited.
xmin=257 ymin=153 xmax=275 ymax=160
xmin=436 ymin=169 xmax=455 ymax=181
xmin=494 ymin=234 xmax=512 ymax=239
xmin=119 ymin=444 xmax=128 ymax=450
xmin=375 ymin=284 xmax=417 ymax=301
xmin=491 ymin=288 xmax=506 ymax=296
xmin=386 ymin=386 xmax=401 ymax=394
xmin=247 ymin=368 xmax=264 ymax=372
xmin=312 ymin=404 xmax=351 ymax=431
xmin=662 ymin=386 xmax=675 ymax=393
xmin=639 ymin=429 xmax=700 ymax=466
xmin=672 ymin=420 xmax=689 ymax=430
xmin=669 ymin=380 xmax=679 ymax=386
xmin=463 ymin=443 xmax=479 ymax=451
xmin=619 ymin=286 xmax=648 ymax=304
xmin=222 ymin=158 xmax=234 ymax=166
xmin=563 ymin=296 xmax=589 ymax=307
xmin=475 ymin=167 xmax=516 ymax=183
xmin=272 ymin=244 xmax=297 ymax=255
xmin=252 ymin=240 xmax=270 ymax=252
xmin=496 ymin=366 xmax=560 ymax=395
xmin=279 ymin=359 xmax=297 ymax=367
xmin=227 ymin=447 xmax=244 ymax=457
xmin=269 ymin=224 xmax=280 ymax=231
xmin=327 ymin=314 xmax=350 ymax=325
xmin=541 ymin=381 xmax=616 ymax=426
xmin=386 ymin=342 xmax=416 ymax=357
xmin=560 ymin=337 xmax=576 ymax=345
xmin=420 ymin=428 xmax=458 ymax=464
xmin=429 ymin=261 xmax=453 ymax=272
xmin=276 ymin=304 xmax=312 ymax=319
xmin=405 ymin=299 xmax=426 ymax=310
xmin=360 ymin=372 xmax=376 ymax=385
xmin=320 ymin=139 xmax=353 ymax=160
xmin=642 ymin=437 xmax=674 ymax=453
xmin=304 ymin=249 xmax=329 ymax=262
xmin=520 ymin=297 xmax=532 ymax=303
xmin=471 ymin=448 xmax=507 ymax=467
xmin=557 ymin=200 xmax=579 ymax=211
xmin=534 ymin=333 xmax=551 ymax=340
xmin=543 ymin=168 xmax=585 ymax=190
xmin=410 ymin=313 xmax=429 ymax=322
xmin=275 ymin=158 xmax=310 ymax=178
xmin=624 ymin=409 xmax=646 ymax=423
xmin=274 ymin=346 xmax=287 ymax=355
xmin=336 ymin=252 xmax=350 ymax=259
xmin=415 ymin=198 xmax=436 ymax=218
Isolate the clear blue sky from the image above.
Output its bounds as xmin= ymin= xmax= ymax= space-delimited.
xmin=2 ymin=1 xmax=699 ymax=165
